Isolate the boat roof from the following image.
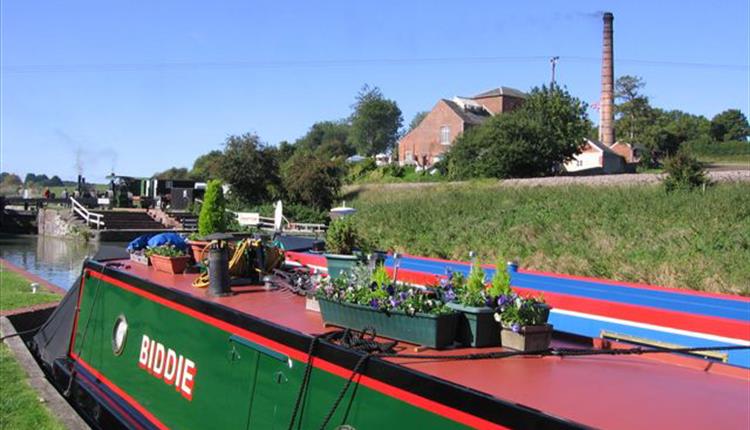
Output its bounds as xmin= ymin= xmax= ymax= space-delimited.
xmin=102 ymin=260 xmax=750 ymax=430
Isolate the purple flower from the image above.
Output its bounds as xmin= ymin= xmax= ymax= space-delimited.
xmin=386 ymin=284 xmax=395 ymax=296
xmin=484 ymin=295 xmax=495 ymax=307
xmin=369 ymin=298 xmax=379 ymax=309
xmin=389 ymin=298 xmax=400 ymax=308
xmin=399 ymin=291 xmax=408 ymax=301
xmin=439 ymin=277 xmax=449 ymax=288
xmin=497 ymin=295 xmax=512 ymax=307
xmin=511 ymin=323 xmax=521 ymax=333
xmin=444 ymin=289 xmax=456 ymax=302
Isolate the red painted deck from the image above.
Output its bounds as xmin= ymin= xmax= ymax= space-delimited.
xmin=112 ymin=261 xmax=750 ymax=430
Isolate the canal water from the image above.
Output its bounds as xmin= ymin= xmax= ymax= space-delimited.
xmin=0 ymin=234 xmax=104 ymax=290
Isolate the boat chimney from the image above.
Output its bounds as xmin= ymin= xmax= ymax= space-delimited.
xmin=598 ymin=12 xmax=615 ymax=147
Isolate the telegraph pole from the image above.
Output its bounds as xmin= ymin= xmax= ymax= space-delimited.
xmin=550 ymin=56 xmax=560 ymax=88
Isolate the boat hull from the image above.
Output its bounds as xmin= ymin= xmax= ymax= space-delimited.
xmin=66 ymin=261 xmax=580 ymax=430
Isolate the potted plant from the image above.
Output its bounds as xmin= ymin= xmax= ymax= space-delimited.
xmin=189 ymin=179 xmax=228 ymax=263
xmin=324 ymin=217 xmax=367 ymax=280
xmin=316 ymin=264 xmax=458 ymax=349
xmin=443 ymin=261 xmax=507 ymax=347
xmin=146 ymin=245 xmax=191 ymax=274
xmin=494 ymin=292 xmax=552 ymax=352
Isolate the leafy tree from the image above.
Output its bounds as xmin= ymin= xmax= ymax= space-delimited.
xmin=1 ymin=172 xmax=22 ymax=187
xmin=293 ymin=121 xmax=355 ymax=160
xmin=281 ymin=152 xmax=342 ymax=210
xmin=711 ymin=109 xmax=750 ymax=142
xmin=198 ymin=179 xmax=228 ymax=236
xmin=219 ymin=133 xmax=280 ymax=205
xmin=276 ymin=141 xmax=298 ymax=165
xmin=407 ymin=111 xmax=429 ymax=132
xmin=190 ymin=150 xmax=224 ymax=181
xmin=446 ymin=85 xmax=588 ymax=179
xmin=153 ymin=167 xmax=190 ymax=180
xmin=615 ymin=75 xmax=653 ymax=143
xmin=349 ymin=85 xmax=403 ymax=155
xmin=47 ymin=175 xmax=64 ymax=186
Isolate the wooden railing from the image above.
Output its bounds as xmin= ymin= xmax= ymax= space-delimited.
xmin=70 ymin=197 xmax=105 ymax=229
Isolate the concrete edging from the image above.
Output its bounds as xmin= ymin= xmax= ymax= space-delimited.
xmin=1 ymin=316 xmax=90 ymax=430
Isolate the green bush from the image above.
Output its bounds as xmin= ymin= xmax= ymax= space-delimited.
xmin=198 ymin=179 xmax=228 ymax=236
xmin=663 ymin=152 xmax=710 ymax=192
xmin=325 ymin=217 xmax=367 ymax=255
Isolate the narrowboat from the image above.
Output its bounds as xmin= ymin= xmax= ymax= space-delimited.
xmin=29 ymin=245 xmax=750 ymax=429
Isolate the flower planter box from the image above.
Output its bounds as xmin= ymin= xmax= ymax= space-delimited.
xmin=149 ymin=255 xmax=191 ymax=275
xmin=318 ymin=298 xmax=458 ymax=349
xmin=324 ymin=254 xmax=360 ymax=281
xmin=188 ymin=240 xmax=210 ymax=264
xmin=446 ymin=302 xmax=501 ymax=348
xmin=500 ymin=324 xmax=553 ymax=352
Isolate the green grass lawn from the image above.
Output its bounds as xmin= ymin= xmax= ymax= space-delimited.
xmin=347 ymin=182 xmax=750 ymax=295
xmin=0 ymin=262 xmax=61 ymax=311
xmin=0 ymin=345 xmax=65 ymax=430
xmin=0 ymin=263 xmax=64 ymax=429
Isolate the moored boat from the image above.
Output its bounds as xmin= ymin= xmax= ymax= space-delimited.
xmin=28 ymin=247 xmax=750 ymax=429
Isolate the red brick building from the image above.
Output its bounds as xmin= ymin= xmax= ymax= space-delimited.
xmin=398 ymin=87 xmax=526 ymax=165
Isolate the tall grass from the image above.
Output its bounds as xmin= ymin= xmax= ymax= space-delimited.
xmin=348 ymin=182 xmax=750 ymax=295
xmin=685 ymin=140 xmax=750 ymax=164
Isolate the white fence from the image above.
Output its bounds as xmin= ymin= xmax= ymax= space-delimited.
xmin=70 ymin=197 xmax=105 ymax=229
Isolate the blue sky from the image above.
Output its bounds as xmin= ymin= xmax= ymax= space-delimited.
xmin=2 ymin=0 xmax=748 ymax=182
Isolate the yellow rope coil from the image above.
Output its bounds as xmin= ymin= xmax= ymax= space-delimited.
xmin=191 ymin=239 xmax=252 ymax=288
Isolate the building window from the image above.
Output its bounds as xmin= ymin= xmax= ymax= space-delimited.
xmin=576 ymin=159 xmax=583 ymax=167
xmin=440 ymin=126 xmax=451 ymax=145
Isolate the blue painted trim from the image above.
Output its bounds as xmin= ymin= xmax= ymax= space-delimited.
xmin=382 ymin=256 xmax=750 ymax=322
xmin=549 ymin=312 xmax=750 ymax=368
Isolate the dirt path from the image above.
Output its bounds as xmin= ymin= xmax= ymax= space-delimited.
xmin=344 ymin=170 xmax=750 ymax=193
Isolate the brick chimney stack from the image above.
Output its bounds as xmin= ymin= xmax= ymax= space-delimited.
xmin=599 ymin=12 xmax=615 ymax=146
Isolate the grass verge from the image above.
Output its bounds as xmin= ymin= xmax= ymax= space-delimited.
xmin=0 ymin=344 xmax=65 ymax=430
xmin=0 ymin=262 xmax=61 ymax=312
xmin=348 ymin=182 xmax=750 ymax=295
xmin=1 ymin=262 xmax=64 ymax=429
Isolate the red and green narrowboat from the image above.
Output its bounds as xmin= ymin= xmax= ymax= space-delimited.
xmin=30 ymin=249 xmax=750 ymax=429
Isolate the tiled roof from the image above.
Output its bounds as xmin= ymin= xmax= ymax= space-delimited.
xmin=472 ymin=86 xmax=527 ymax=99
xmin=442 ymin=99 xmax=491 ymax=125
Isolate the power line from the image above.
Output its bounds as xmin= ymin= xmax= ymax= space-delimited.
xmin=1 ymin=55 xmax=746 ymax=74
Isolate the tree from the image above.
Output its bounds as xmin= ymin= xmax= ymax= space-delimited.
xmin=47 ymin=175 xmax=64 ymax=186
xmin=153 ymin=167 xmax=190 ymax=180
xmin=615 ymin=75 xmax=653 ymax=143
xmin=446 ymin=85 xmax=589 ymax=179
xmin=276 ymin=141 xmax=297 ymax=165
xmin=349 ymin=85 xmax=403 ymax=155
xmin=219 ymin=133 xmax=280 ymax=205
xmin=711 ymin=109 xmax=750 ymax=142
xmin=407 ymin=111 xmax=429 ymax=133
xmin=190 ymin=150 xmax=224 ymax=181
xmin=198 ymin=179 xmax=228 ymax=236
xmin=281 ymin=152 xmax=342 ymax=210
xmin=24 ymin=173 xmax=37 ymax=184
xmin=295 ymin=121 xmax=355 ymax=159
xmin=1 ymin=172 xmax=22 ymax=187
